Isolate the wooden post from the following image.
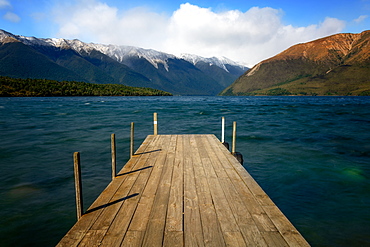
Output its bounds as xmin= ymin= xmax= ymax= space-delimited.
xmin=221 ymin=117 xmax=225 ymax=143
xmin=231 ymin=121 xmax=244 ymax=164
xmin=232 ymin=121 xmax=236 ymax=154
xmin=73 ymin=152 xmax=83 ymax=220
xmin=221 ymin=117 xmax=230 ymax=150
xmin=153 ymin=112 xmax=158 ymax=135
xmin=130 ymin=122 xmax=135 ymax=158
xmin=111 ymin=134 xmax=116 ymax=179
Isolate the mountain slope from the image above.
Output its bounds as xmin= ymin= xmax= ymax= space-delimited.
xmin=91 ymin=45 xmax=248 ymax=95
xmin=221 ymin=30 xmax=370 ymax=96
xmin=117 ymin=55 xmax=226 ymax=95
xmin=0 ymin=38 xmax=87 ymax=82
xmin=0 ymin=30 xmax=152 ymax=87
xmin=0 ymin=30 xmax=248 ymax=95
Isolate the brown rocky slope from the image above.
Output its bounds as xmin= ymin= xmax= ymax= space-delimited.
xmin=221 ymin=30 xmax=370 ymax=96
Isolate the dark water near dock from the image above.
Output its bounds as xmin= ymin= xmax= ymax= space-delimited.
xmin=0 ymin=96 xmax=369 ymax=246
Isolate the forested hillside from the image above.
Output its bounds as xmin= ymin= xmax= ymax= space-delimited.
xmin=0 ymin=77 xmax=172 ymax=97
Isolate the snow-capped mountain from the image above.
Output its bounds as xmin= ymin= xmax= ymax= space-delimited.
xmin=180 ymin=53 xmax=248 ymax=72
xmin=0 ymin=29 xmax=248 ymax=95
xmin=90 ymin=44 xmax=176 ymax=71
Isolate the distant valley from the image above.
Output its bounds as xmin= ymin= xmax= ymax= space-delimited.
xmin=221 ymin=30 xmax=370 ymax=96
xmin=0 ymin=30 xmax=248 ymax=96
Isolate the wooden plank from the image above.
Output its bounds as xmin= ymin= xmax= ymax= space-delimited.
xmin=166 ymin=135 xmax=183 ymax=231
xmin=183 ymin=135 xmax=204 ymax=246
xmin=141 ymin=135 xmax=177 ymax=246
xmin=165 ymin=135 xmax=184 ymax=232
xmin=120 ymin=231 xmax=144 ymax=247
xmin=127 ymin=135 xmax=171 ymax=232
xmin=200 ymin=135 xmax=255 ymax=225
xmin=202 ymin=135 xmax=276 ymax=243
xmin=261 ymin=231 xmax=289 ymax=246
xmin=205 ymin=135 xmax=279 ymax=233
xmin=191 ymin=135 xmax=239 ymax=234
xmin=199 ymin=135 xmax=268 ymax=246
xmin=100 ymin=135 xmax=167 ymax=246
xmin=209 ymin=135 xmax=276 ymax=206
xmin=163 ymin=231 xmax=184 ymax=247
xmin=263 ymin=206 xmax=310 ymax=247
xmin=163 ymin=134 xmax=184 ymax=246
xmin=238 ymin=224 xmax=268 ymax=247
xmin=223 ymin=231 xmax=247 ymax=247
xmin=77 ymin=230 xmax=106 ymax=247
xmin=191 ymin=135 xmax=226 ymax=246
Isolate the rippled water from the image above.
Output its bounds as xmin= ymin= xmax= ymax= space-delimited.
xmin=0 ymin=96 xmax=369 ymax=246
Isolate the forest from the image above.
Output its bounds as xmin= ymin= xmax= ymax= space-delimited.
xmin=0 ymin=76 xmax=172 ymax=97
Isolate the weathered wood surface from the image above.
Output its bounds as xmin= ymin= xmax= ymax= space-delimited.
xmin=58 ymin=134 xmax=310 ymax=247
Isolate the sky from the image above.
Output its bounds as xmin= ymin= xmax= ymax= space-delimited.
xmin=0 ymin=0 xmax=369 ymax=66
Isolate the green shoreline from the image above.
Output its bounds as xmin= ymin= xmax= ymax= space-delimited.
xmin=0 ymin=76 xmax=172 ymax=97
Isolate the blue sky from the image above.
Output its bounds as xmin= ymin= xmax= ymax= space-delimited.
xmin=0 ymin=0 xmax=369 ymax=66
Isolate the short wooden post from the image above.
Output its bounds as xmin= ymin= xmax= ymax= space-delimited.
xmin=221 ymin=117 xmax=225 ymax=143
xmin=231 ymin=121 xmax=244 ymax=164
xmin=73 ymin=152 xmax=83 ymax=220
xmin=232 ymin=121 xmax=236 ymax=154
xmin=130 ymin=122 xmax=135 ymax=158
xmin=153 ymin=112 xmax=158 ymax=135
xmin=221 ymin=117 xmax=229 ymax=150
xmin=111 ymin=134 xmax=116 ymax=179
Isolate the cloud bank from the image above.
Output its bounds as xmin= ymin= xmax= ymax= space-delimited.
xmin=52 ymin=0 xmax=346 ymax=66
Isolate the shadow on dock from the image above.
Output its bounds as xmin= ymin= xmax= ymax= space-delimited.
xmin=85 ymin=193 xmax=139 ymax=214
xmin=117 ymin=166 xmax=153 ymax=176
xmin=135 ymin=149 xmax=162 ymax=155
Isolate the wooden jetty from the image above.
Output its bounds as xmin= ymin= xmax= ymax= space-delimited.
xmin=58 ymin=133 xmax=309 ymax=246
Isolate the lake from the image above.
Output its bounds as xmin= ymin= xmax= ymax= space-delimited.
xmin=0 ymin=96 xmax=369 ymax=246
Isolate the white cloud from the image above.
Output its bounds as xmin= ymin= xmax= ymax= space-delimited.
xmin=164 ymin=4 xmax=346 ymax=66
xmin=0 ymin=0 xmax=10 ymax=9
xmin=1 ymin=0 xmax=21 ymax=23
xmin=51 ymin=1 xmax=346 ymax=67
xmin=354 ymin=15 xmax=368 ymax=23
xmin=53 ymin=0 xmax=168 ymax=48
xmin=3 ymin=11 xmax=20 ymax=22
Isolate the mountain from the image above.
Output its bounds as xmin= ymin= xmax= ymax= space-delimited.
xmin=221 ymin=30 xmax=370 ymax=96
xmin=0 ymin=36 xmax=87 ymax=82
xmin=180 ymin=54 xmax=248 ymax=88
xmin=0 ymin=31 xmax=151 ymax=87
xmin=88 ymin=44 xmax=248 ymax=95
xmin=0 ymin=30 xmax=248 ymax=95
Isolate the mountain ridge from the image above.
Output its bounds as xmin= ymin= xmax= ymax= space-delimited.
xmin=0 ymin=29 xmax=248 ymax=95
xmin=221 ymin=30 xmax=370 ymax=96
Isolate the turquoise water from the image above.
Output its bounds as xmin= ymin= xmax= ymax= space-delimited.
xmin=0 ymin=96 xmax=369 ymax=246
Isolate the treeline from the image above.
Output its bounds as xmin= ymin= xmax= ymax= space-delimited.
xmin=0 ymin=76 xmax=172 ymax=97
